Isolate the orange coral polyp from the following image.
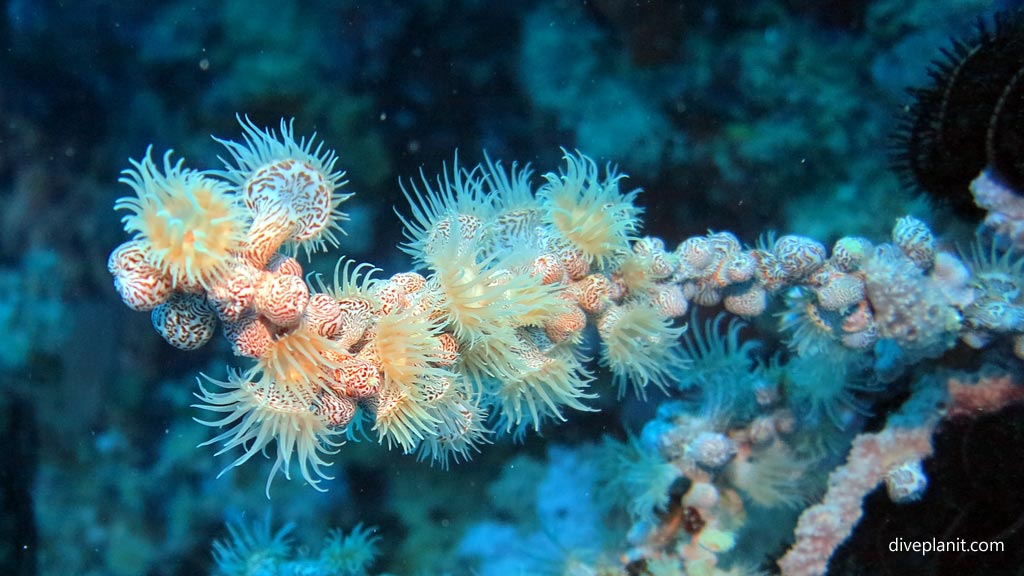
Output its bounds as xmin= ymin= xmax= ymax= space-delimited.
xmin=397 ymin=154 xmax=493 ymax=266
xmin=539 ymin=151 xmax=642 ymax=270
xmin=254 ymin=324 xmax=345 ymax=392
xmin=494 ymin=342 xmax=597 ymax=433
xmin=597 ymin=302 xmax=687 ymax=399
xmin=432 ymin=252 xmax=510 ymax=341
xmin=373 ymin=308 xmax=448 ymax=393
xmin=116 ymin=147 xmax=247 ymax=291
xmin=193 ymin=369 xmax=341 ymax=496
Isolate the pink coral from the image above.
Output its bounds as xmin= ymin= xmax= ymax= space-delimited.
xmin=778 ymin=424 xmax=935 ymax=576
xmin=151 ymin=292 xmax=217 ymax=350
xmin=108 ymin=240 xmax=172 ymax=311
xmin=971 ymin=168 xmax=1024 ymax=250
xmin=305 ymin=293 xmax=344 ymax=338
xmin=946 ymin=373 xmax=1024 ymax=418
xmin=780 ymin=371 xmax=1024 ymax=576
xmin=255 ymin=273 xmax=310 ymax=327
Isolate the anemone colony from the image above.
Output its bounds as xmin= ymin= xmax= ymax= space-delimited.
xmin=108 ymin=116 xmax=694 ymax=495
xmin=108 ymin=107 xmax=1024 ymax=574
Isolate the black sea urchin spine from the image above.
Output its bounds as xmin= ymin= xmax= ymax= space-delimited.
xmin=891 ymin=10 xmax=1024 ymax=217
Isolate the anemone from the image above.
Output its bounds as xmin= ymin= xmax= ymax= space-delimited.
xmin=783 ymin=352 xmax=876 ymax=430
xmin=490 ymin=333 xmax=597 ymax=434
xmin=429 ymin=254 xmax=512 ymax=342
xmin=753 ymin=229 xmax=779 ymax=253
xmin=312 ymin=258 xmax=380 ymax=349
xmin=319 ymin=524 xmax=381 ymax=576
xmin=215 ymin=115 xmax=352 ymax=256
xmin=963 ymin=236 xmax=1024 ymax=282
xmin=416 ymin=382 xmax=491 ymax=468
xmin=726 ymin=443 xmax=813 ymax=510
xmin=676 ymin=310 xmax=769 ymax=422
xmin=426 ymin=225 xmax=546 ymax=343
xmin=397 ymin=153 xmax=494 ymax=265
xmin=612 ymin=251 xmax=659 ymax=295
xmin=455 ymin=323 xmax=531 ymax=388
xmin=315 ymin=256 xmax=381 ymax=303
xmin=254 ymin=323 xmax=346 ymax=392
xmin=538 ymin=150 xmax=642 ymax=269
xmin=193 ymin=368 xmax=342 ymax=496
xmin=371 ymin=380 xmax=440 ymax=453
xmin=596 ymin=435 xmax=680 ymax=525
xmin=957 ymin=239 xmax=1024 ymax=335
xmin=479 ymin=153 xmax=546 ymax=253
xmin=372 ymin=306 xmax=448 ymax=393
xmin=777 ymin=287 xmax=841 ymax=358
xmin=116 ymin=147 xmax=247 ymax=290
xmin=679 ymin=311 xmax=761 ymax=390
xmin=494 ymin=271 xmax=570 ymax=328
xmin=597 ymin=302 xmax=688 ymax=399
xmin=663 ymin=378 xmax=737 ymax=435
xmin=481 ymin=152 xmax=536 ymax=212
xmin=212 ymin=514 xmax=294 ymax=576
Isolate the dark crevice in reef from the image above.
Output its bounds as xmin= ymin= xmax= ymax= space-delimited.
xmin=0 ymin=393 xmax=39 ymax=576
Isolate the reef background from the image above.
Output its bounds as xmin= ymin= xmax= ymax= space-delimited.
xmin=1 ymin=0 xmax=1021 ymax=575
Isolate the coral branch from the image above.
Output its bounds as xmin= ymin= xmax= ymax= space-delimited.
xmin=779 ymin=372 xmax=1024 ymax=576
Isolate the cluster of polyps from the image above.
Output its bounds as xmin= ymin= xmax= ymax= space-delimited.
xmin=107 ymin=117 xmax=390 ymax=493
xmin=108 ymin=116 xmax=350 ymax=346
xmin=108 ymin=119 xmax=498 ymax=496
xmin=106 ymin=119 xmax=696 ymax=493
xmin=108 ymin=114 xmax=1021 ymax=506
xmin=110 ymin=114 xmax=744 ymax=494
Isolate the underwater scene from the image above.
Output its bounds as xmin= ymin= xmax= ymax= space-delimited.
xmin=3 ymin=0 xmax=1024 ymax=574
